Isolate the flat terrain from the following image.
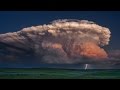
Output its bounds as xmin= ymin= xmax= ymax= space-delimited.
xmin=0 ymin=68 xmax=120 ymax=79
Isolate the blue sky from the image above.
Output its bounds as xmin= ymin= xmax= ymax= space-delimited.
xmin=0 ymin=11 xmax=120 ymax=49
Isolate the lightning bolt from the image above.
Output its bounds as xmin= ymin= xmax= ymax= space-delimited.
xmin=85 ymin=64 xmax=88 ymax=70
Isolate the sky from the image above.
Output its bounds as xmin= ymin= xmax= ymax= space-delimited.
xmin=0 ymin=11 xmax=120 ymax=49
xmin=0 ymin=11 xmax=120 ymax=68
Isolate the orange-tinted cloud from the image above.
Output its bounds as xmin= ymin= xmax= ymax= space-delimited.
xmin=0 ymin=19 xmax=111 ymax=64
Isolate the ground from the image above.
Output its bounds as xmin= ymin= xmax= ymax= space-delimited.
xmin=0 ymin=68 xmax=120 ymax=79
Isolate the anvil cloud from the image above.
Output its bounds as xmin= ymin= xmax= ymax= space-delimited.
xmin=0 ymin=19 xmax=111 ymax=64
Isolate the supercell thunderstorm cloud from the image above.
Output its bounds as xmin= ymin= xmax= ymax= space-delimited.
xmin=0 ymin=19 xmax=111 ymax=64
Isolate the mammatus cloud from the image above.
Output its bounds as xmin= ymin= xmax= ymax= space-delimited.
xmin=0 ymin=19 xmax=111 ymax=64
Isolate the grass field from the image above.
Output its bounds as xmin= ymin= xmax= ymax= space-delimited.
xmin=0 ymin=68 xmax=120 ymax=79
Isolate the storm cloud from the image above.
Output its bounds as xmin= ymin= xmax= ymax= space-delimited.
xmin=0 ymin=19 xmax=111 ymax=64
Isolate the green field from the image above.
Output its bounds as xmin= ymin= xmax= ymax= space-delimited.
xmin=0 ymin=68 xmax=120 ymax=79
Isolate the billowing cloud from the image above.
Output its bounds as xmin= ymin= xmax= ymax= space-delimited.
xmin=0 ymin=19 xmax=111 ymax=64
